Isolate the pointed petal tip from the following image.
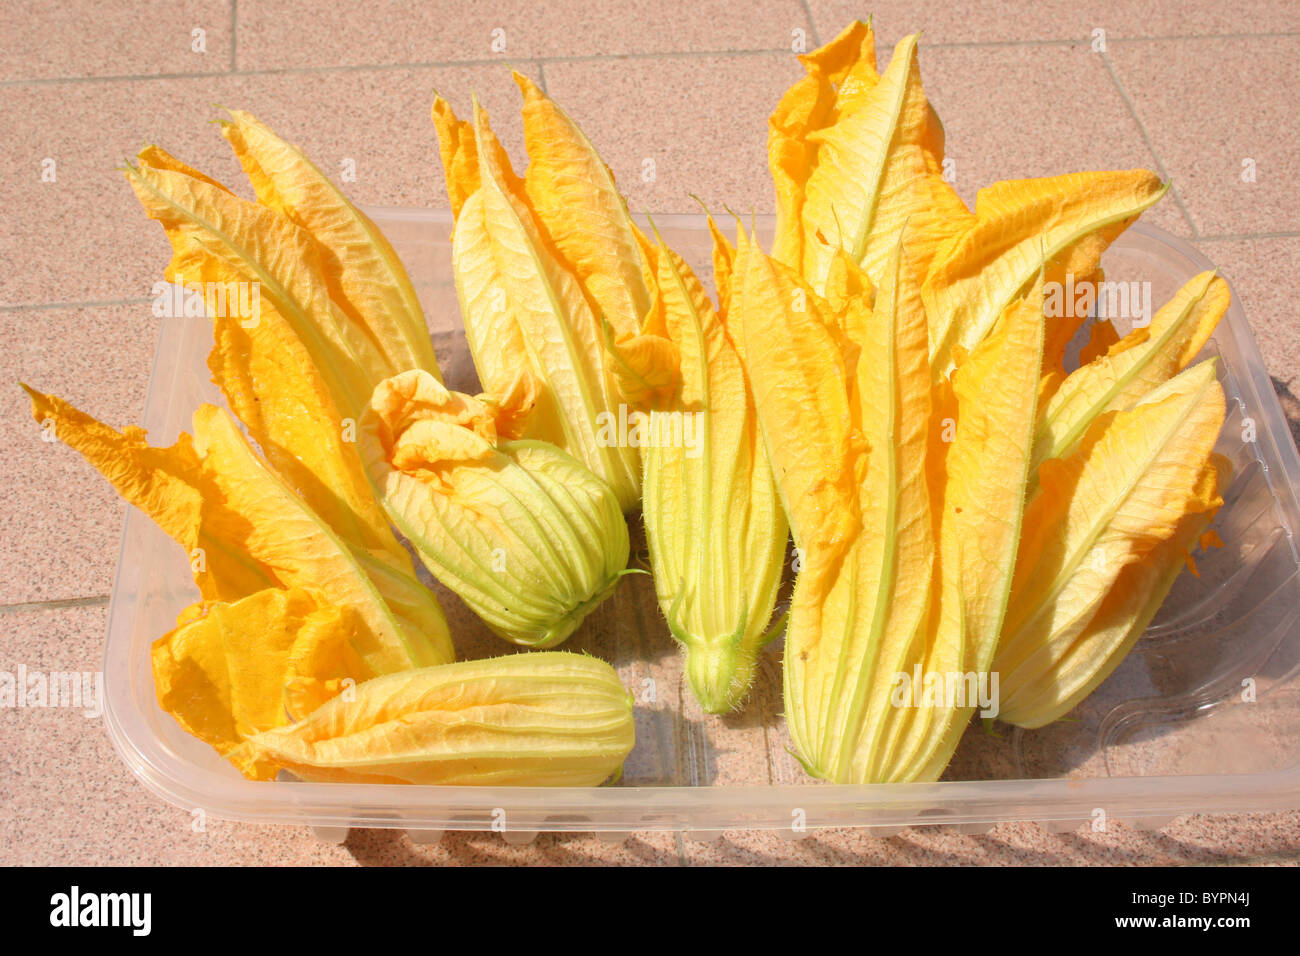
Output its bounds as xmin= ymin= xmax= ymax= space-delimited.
xmin=511 ymin=69 xmax=542 ymax=96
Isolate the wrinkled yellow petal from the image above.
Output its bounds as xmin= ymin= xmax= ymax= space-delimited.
xmin=151 ymin=588 xmax=374 ymax=780
xmin=732 ymin=230 xmax=864 ymax=569
xmin=602 ymin=326 xmax=681 ymax=410
xmin=219 ymin=110 xmax=443 ymax=381
xmin=1032 ymin=271 xmax=1228 ymax=474
xmin=706 ymin=212 xmax=738 ymax=320
xmin=242 ymin=653 xmax=635 ymax=786
xmin=432 ymin=93 xmax=500 ymax=220
xmin=126 ymin=151 xmax=384 ymax=416
xmin=925 ymin=169 xmax=1168 ymax=375
xmin=136 ymin=143 xmax=234 ymax=192
xmin=516 ymin=71 xmax=652 ymax=343
xmin=775 ymin=31 xmax=973 ymax=295
xmin=769 ymin=20 xmax=880 ymax=272
xmin=22 ymin=385 xmax=270 ymax=600
xmin=360 ymin=370 xmax=630 ymax=648
xmin=996 ymin=361 xmax=1227 ymax=726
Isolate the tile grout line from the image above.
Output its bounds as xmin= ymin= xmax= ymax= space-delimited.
xmin=1109 ymin=30 xmax=1300 ymax=44
xmin=1196 ymin=231 xmax=1300 ymax=242
xmin=1098 ymin=49 xmax=1201 ymax=238
xmin=0 ymin=298 xmax=154 ymax=313
xmin=0 ymin=48 xmax=794 ymax=87
xmin=800 ymin=0 xmax=822 ymax=47
xmin=0 ymin=595 xmax=110 ymax=615
xmin=6 ymin=29 xmax=1298 ymax=87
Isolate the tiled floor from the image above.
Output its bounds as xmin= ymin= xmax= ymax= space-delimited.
xmin=3 ymin=1 xmax=1299 ymax=866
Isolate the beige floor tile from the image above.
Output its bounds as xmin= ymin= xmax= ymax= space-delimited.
xmin=0 ymin=305 xmax=160 ymax=605
xmin=235 ymin=0 xmax=810 ymax=70
xmin=808 ymin=0 xmax=1300 ymax=49
xmin=541 ymin=53 xmax=804 ymax=215
xmin=1192 ymin=236 xmax=1300 ymax=446
xmin=0 ymin=604 xmax=365 ymax=865
xmin=1108 ymin=35 xmax=1300 ymax=237
xmin=0 ymin=63 xmax=537 ymax=306
xmin=917 ymin=42 xmax=1193 ymax=236
xmin=0 ymin=0 xmax=234 ymax=81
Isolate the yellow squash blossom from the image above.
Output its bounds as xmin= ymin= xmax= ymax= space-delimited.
xmin=769 ymin=22 xmax=974 ymax=296
xmin=639 ymin=220 xmax=788 ymax=713
xmin=240 ymin=652 xmax=635 ymax=786
xmin=995 ymin=362 xmax=1229 ymax=727
xmin=434 ymin=75 xmax=664 ymax=510
xmin=731 ymin=226 xmax=1045 ymax=782
xmin=755 ymin=22 xmax=1232 ymax=774
xmin=24 ymin=388 xmax=454 ymax=776
xmin=359 ymin=369 xmax=631 ymax=649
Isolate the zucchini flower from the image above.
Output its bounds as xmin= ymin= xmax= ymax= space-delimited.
xmin=995 ymin=361 xmax=1230 ymax=728
xmin=769 ymin=23 xmax=973 ymax=299
xmin=23 ymin=388 xmax=456 ymax=779
xmin=639 ymin=220 xmax=788 ymax=713
xmin=434 ymin=73 xmax=670 ymax=511
xmin=241 ymin=652 xmax=636 ymax=786
xmin=732 ymin=228 xmax=1045 ymax=783
xmin=359 ymin=369 xmax=630 ymax=648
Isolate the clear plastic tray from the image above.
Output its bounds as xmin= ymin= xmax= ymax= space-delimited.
xmin=102 ymin=210 xmax=1300 ymax=838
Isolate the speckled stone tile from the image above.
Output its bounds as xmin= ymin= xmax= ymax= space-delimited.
xmin=0 ymin=63 xmax=535 ymax=306
xmin=0 ymin=0 xmax=234 ymax=81
xmin=235 ymin=0 xmax=811 ymax=70
xmin=1107 ymin=35 xmax=1300 ymax=238
xmin=0 ymin=305 xmax=160 ymax=605
xmin=806 ymin=0 xmax=1300 ymax=49
xmin=916 ymin=41 xmax=1193 ymax=237
xmin=1192 ymin=236 xmax=1300 ymax=442
xmin=540 ymin=53 xmax=804 ymax=215
xmin=0 ymin=604 xmax=342 ymax=866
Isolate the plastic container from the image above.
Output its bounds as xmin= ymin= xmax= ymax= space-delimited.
xmin=102 ymin=210 xmax=1300 ymax=839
